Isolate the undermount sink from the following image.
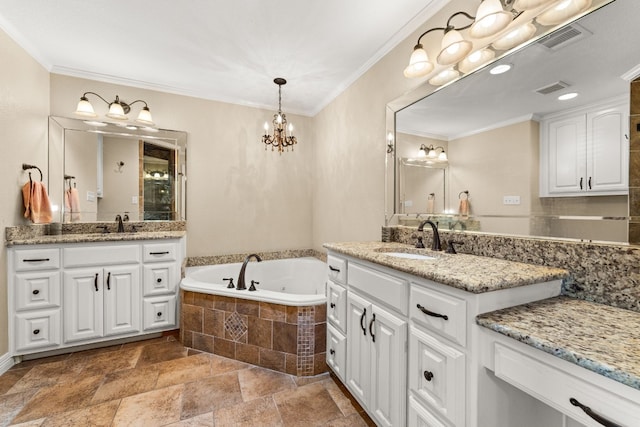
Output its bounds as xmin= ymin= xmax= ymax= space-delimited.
xmin=381 ymin=252 xmax=436 ymax=260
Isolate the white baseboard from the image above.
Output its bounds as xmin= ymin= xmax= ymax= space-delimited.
xmin=0 ymin=352 xmax=15 ymax=375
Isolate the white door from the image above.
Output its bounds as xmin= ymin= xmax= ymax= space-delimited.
xmin=346 ymin=291 xmax=371 ymax=406
xmin=63 ymin=268 xmax=103 ymax=343
xmin=370 ymin=304 xmax=407 ymax=427
xmin=587 ymin=103 xmax=628 ymax=193
xmin=104 ymin=265 xmax=140 ymax=336
xmin=548 ymin=114 xmax=587 ymax=194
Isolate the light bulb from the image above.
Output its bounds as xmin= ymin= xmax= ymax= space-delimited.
xmin=264 ymin=121 xmax=269 ymax=132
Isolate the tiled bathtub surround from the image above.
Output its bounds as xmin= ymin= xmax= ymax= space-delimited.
xmin=383 ymin=226 xmax=640 ymax=312
xmin=181 ymin=290 xmax=327 ymax=377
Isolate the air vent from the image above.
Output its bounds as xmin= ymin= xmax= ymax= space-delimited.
xmin=537 ymin=23 xmax=591 ymax=50
xmin=535 ymin=81 xmax=570 ymax=95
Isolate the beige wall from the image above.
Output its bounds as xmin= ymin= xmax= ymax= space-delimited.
xmin=99 ymin=136 xmax=139 ymax=221
xmin=50 ymin=75 xmax=314 ymax=256
xmin=64 ymin=131 xmax=99 ymax=221
xmin=0 ymin=29 xmax=50 ymax=354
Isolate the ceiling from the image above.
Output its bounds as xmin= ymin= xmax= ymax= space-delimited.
xmin=0 ymin=0 xmax=447 ymax=117
xmin=396 ymin=0 xmax=639 ymax=140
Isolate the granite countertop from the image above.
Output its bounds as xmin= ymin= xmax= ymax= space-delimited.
xmin=324 ymin=241 xmax=568 ymax=293
xmin=5 ymin=230 xmax=186 ymax=246
xmin=477 ymin=296 xmax=640 ymax=391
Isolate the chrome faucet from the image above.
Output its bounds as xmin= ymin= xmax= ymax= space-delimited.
xmin=417 ymin=220 xmax=442 ymax=251
xmin=237 ymin=254 xmax=261 ymax=290
xmin=115 ymin=214 xmax=125 ymax=233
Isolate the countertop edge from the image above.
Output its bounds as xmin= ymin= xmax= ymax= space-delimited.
xmin=6 ymin=230 xmax=186 ymax=246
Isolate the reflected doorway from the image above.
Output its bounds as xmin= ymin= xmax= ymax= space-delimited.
xmin=141 ymin=141 xmax=176 ymax=220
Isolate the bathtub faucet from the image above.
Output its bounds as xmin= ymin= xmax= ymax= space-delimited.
xmin=237 ymin=254 xmax=262 ymax=290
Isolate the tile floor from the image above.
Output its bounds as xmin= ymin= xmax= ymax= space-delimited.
xmin=0 ymin=334 xmax=374 ymax=426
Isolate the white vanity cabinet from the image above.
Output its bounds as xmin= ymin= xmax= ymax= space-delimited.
xmin=326 ymin=255 xmax=348 ymax=381
xmin=8 ymin=237 xmax=184 ymax=357
xmin=540 ymin=96 xmax=628 ymax=197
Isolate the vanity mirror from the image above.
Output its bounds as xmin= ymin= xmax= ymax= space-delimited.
xmin=48 ymin=116 xmax=187 ymax=223
xmin=387 ymin=0 xmax=635 ymax=243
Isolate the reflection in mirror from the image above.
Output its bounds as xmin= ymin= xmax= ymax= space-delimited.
xmin=388 ymin=0 xmax=634 ymax=244
xmin=49 ymin=116 xmax=187 ymax=223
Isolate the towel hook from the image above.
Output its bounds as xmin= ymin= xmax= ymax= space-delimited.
xmin=22 ymin=163 xmax=42 ymax=182
xmin=458 ymin=190 xmax=469 ymax=200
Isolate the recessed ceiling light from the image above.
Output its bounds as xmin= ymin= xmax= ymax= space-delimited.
xmin=558 ymin=92 xmax=578 ymax=100
xmin=489 ymin=63 xmax=512 ymax=75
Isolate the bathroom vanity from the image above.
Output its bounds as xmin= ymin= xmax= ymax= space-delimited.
xmin=6 ymin=231 xmax=185 ymax=358
xmin=324 ymin=242 xmax=640 ymax=427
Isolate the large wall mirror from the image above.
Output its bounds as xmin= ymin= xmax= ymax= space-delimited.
xmin=49 ymin=116 xmax=187 ymax=223
xmin=387 ymin=0 xmax=635 ymax=244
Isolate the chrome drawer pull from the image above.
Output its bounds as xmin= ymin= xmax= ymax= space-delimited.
xmin=417 ymin=304 xmax=449 ymax=320
xmin=569 ymin=398 xmax=621 ymax=427
xmin=23 ymin=258 xmax=50 ymax=263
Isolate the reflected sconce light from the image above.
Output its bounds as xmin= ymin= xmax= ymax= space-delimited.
xmin=262 ymin=78 xmax=298 ymax=154
xmin=74 ymin=92 xmax=154 ymax=126
xmin=404 ymin=0 xmax=595 ymax=84
xmin=418 ymin=144 xmax=448 ymax=162
xmin=387 ymin=132 xmax=395 ymax=154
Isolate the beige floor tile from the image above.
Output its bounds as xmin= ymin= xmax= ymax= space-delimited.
xmin=135 ymin=340 xmax=189 ymax=367
xmin=209 ymin=354 xmax=250 ymax=375
xmin=155 ymin=353 xmax=212 ymax=389
xmin=213 ymin=396 xmax=283 ymax=427
xmin=0 ymin=367 xmax=31 ymax=395
xmin=80 ymin=346 xmax=142 ymax=377
xmin=39 ymin=400 xmax=120 ymax=427
xmin=180 ymin=372 xmax=243 ymax=420
xmin=91 ymin=365 xmax=159 ymax=404
xmin=9 ymin=354 xmax=69 ymax=371
xmin=325 ymin=413 xmax=369 ymax=427
xmin=11 ymin=375 xmax=103 ymax=424
xmin=67 ymin=343 xmax=123 ymax=359
xmin=112 ymin=384 xmax=184 ymax=426
xmin=0 ymin=389 xmax=39 ymax=426
xmin=322 ymin=378 xmax=358 ymax=417
xmin=274 ymin=382 xmax=343 ymax=426
xmin=294 ymin=372 xmax=330 ymax=387
xmin=8 ymin=358 xmax=87 ymax=394
xmin=7 ymin=418 xmax=45 ymax=427
xmin=165 ymin=412 xmax=214 ymax=426
xmin=238 ymin=367 xmax=296 ymax=401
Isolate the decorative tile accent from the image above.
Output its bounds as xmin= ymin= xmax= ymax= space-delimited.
xmin=224 ymin=312 xmax=248 ymax=342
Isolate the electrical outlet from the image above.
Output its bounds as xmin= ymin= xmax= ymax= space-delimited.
xmin=86 ymin=191 xmax=95 ymax=202
xmin=131 ymin=196 xmax=138 ymax=204
xmin=503 ymin=195 xmax=521 ymax=205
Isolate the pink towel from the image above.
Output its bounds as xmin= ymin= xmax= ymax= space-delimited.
xmin=66 ymin=188 xmax=81 ymax=222
xmin=22 ymin=181 xmax=53 ymax=224
xmin=458 ymin=198 xmax=470 ymax=219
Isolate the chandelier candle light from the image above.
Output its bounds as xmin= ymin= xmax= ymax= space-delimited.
xmin=262 ymin=78 xmax=297 ymax=154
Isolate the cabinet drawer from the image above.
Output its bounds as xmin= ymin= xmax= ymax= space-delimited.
xmin=143 ymin=295 xmax=177 ymax=330
xmin=15 ymin=309 xmax=61 ymax=353
xmin=14 ymin=248 xmax=60 ymax=271
xmin=15 ymin=271 xmax=61 ymax=311
xmin=409 ymin=326 xmax=465 ymax=427
xmin=408 ymin=396 xmax=446 ymax=427
xmin=410 ymin=284 xmax=466 ymax=346
xmin=349 ymin=263 xmax=408 ymax=315
xmin=494 ymin=342 xmax=640 ymax=427
xmin=143 ymin=242 xmax=178 ymax=263
xmin=327 ymin=255 xmax=347 ymax=284
xmin=63 ymin=245 xmax=140 ymax=267
xmin=326 ymin=323 xmax=346 ymax=382
xmin=143 ymin=263 xmax=177 ymax=296
xmin=327 ymin=280 xmax=347 ymax=333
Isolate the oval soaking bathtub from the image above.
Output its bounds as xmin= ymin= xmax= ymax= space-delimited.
xmin=180 ymin=256 xmax=328 ymax=376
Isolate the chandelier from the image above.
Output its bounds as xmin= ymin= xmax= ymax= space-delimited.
xmin=404 ymin=0 xmax=594 ymax=85
xmin=262 ymin=78 xmax=297 ymax=153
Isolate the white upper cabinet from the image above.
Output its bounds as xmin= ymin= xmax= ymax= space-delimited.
xmin=540 ymin=96 xmax=629 ymax=197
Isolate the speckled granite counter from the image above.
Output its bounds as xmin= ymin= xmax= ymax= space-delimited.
xmin=5 ymin=230 xmax=186 ymax=246
xmin=324 ymin=241 xmax=568 ymax=293
xmin=477 ymin=296 xmax=640 ymax=390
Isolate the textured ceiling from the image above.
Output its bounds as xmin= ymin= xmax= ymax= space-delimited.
xmin=0 ymin=0 xmax=446 ymax=116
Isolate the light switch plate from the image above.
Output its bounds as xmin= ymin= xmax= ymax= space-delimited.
xmin=503 ymin=195 xmax=520 ymax=205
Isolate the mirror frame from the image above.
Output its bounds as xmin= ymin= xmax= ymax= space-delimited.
xmin=48 ymin=116 xmax=187 ymax=223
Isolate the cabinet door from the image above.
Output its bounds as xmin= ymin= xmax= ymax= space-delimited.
xmin=409 ymin=326 xmax=465 ymax=427
xmin=143 ymin=262 xmax=176 ymax=296
xmin=15 ymin=309 xmax=61 ymax=353
xmin=346 ymin=291 xmax=371 ymax=405
xmin=104 ymin=265 xmax=141 ymax=337
xmin=370 ymin=304 xmax=407 ymax=427
xmin=587 ymin=103 xmax=628 ymax=193
xmin=326 ymin=323 xmax=347 ymax=382
xmin=63 ymin=269 xmax=103 ymax=343
xmin=547 ymin=114 xmax=587 ymax=194
xmin=327 ymin=280 xmax=347 ymax=333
